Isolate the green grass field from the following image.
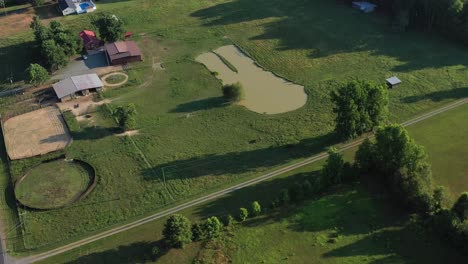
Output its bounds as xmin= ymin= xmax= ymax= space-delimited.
xmin=36 ymin=162 xmax=468 ymax=264
xmin=1 ymin=0 xmax=468 ymax=253
xmin=407 ymin=103 xmax=468 ymax=197
xmin=14 ymin=160 xmax=93 ymax=210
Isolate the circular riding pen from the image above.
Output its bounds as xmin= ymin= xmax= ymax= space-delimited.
xmin=14 ymin=158 xmax=97 ymax=210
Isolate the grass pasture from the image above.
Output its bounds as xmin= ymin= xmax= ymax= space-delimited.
xmin=37 ymin=164 xmax=468 ymax=264
xmin=15 ymin=160 xmax=94 ymax=210
xmin=407 ymin=102 xmax=468 ymax=197
xmin=0 ymin=0 xmax=468 ymax=254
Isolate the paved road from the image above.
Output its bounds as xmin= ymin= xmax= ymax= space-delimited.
xmin=8 ymin=98 xmax=468 ymax=264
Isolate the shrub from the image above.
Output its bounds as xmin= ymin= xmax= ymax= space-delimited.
xmin=321 ymin=147 xmax=345 ymax=185
xmin=25 ymin=63 xmax=49 ymax=86
xmin=289 ymin=182 xmax=305 ymax=202
xmin=191 ymin=223 xmax=205 ymax=241
xmin=251 ymin=201 xmax=261 ymax=216
xmin=239 ymin=208 xmax=248 ymax=222
xmin=203 ymin=216 xmax=223 ymax=240
xmin=223 ymin=82 xmax=244 ymax=102
xmin=278 ymin=188 xmax=290 ymax=205
xmin=150 ymin=246 xmax=161 ymax=261
xmin=113 ymin=103 xmax=137 ymax=131
xmin=162 ymin=214 xmax=192 ymax=248
xmin=222 ymin=214 xmax=235 ymax=227
xmin=453 ymin=192 xmax=468 ymax=220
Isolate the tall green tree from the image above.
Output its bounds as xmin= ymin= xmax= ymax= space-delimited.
xmin=114 ymin=103 xmax=137 ymax=131
xmin=202 ymin=216 xmax=223 ymax=240
xmin=41 ymin=39 xmax=68 ymax=70
xmin=92 ymin=13 xmax=125 ymax=42
xmin=322 ymin=147 xmax=345 ymax=185
xmin=355 ymin=124 xmax=435 ymax=214
xmin=25 ymin=63 xmax=49 ymax=86
xmin=239 ymin=208 xmax=248 ymax=222
xmin=162 ymin=214 xmax=192 ymax=248
xmin=331 ymin=80 xmax=388 ymax=139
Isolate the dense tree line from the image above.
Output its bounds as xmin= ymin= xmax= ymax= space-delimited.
xmin=343 ymin=0 xmax=468 ymax=44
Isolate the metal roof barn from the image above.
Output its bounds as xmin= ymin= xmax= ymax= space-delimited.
xmin=53 ymin=73 xmax=103 ymax=99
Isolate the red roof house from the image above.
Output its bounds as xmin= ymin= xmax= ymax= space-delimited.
xmin=79 ymin=30 xmax=103 ymax=51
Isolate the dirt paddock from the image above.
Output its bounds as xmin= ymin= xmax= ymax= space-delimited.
xmin=3 ymin=107 xmax=72 ymax=160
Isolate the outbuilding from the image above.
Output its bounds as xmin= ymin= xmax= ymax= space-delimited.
xmin=53 ymin=73 xmax=103 ymax=102
xmin=105 ymin=41 xmax=143 ymax=65
xmin=386 ymin=76 xmax=402 ymax=88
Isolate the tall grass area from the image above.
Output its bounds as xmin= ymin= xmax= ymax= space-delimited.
xmin=1 ymin=0 xmax=468 ymax=252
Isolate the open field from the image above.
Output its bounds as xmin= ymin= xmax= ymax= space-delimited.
xmin=197 ymin=45 xmax=307 ymax=114
xmin=1 ymin=0 xmax=468 ymax=254
xmin=15 ymin=160 xmax=94 ymax=210
xmin=407 ymin=102 xmax=468 ymax=197
xmin=36 ymin=162 xmax=468 ymax=264
xmin=3 ymin=107 xmax=72 ymax=160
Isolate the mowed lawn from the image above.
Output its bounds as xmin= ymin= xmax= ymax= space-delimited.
xmin=1 ymin=0 xmax=468 ymax=252
xmin=407 ymin=103 xmax=468 ymax=197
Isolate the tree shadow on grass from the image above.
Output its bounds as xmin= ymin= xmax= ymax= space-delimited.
xmin=0 ymin=40 xmax=38 ymax=83
xmin=170 ymin=97 xmax=228 ymax=113
xmin=142 ymin=133 xmax=336 ymax=183
xmin=71 ymin=126 xmax=119 ymax=141
xmin=191 ymin=0 xmax=468 ymax=72
xmin=64 ymin=241 xmax=168 ymax=264
xmin=401 ymin=87 xmax=468 ymax=103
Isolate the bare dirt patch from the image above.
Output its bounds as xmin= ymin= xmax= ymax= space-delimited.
xmin=3 ymin=107 xmax=72 ymax=160
xmin=196 ymin=45 xmax=307 ymax=114
xmin=57 ymin=97 xmax=111 ymax=116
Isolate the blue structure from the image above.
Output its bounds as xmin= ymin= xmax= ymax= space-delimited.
xmin=352 ymin=1 xmax=377 ymax=13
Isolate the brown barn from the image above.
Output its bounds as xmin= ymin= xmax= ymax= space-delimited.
xmin=105 ymin=41 xmax=142 ymax=65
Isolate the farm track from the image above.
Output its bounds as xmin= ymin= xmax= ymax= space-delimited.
xmin=9 ymin=98 xmax=468 ymax=264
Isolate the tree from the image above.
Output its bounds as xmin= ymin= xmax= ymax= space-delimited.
xmin=92 ymin=13 xmax=125 ymax=42
xmin=162 ymin=214 xmax=192 ymax=248
xmin=331 ymin=80 xmax=388 ymax=139
xmin=30 ymin=17 xmax=80 ymax=70
xmin=322 ymin=147 xmax=345 ymax=185
xmin=239 ymin=208 xmax=248 ymax=222
xmin=433 ymin=186 xmax=450 ymax=212
xmin=202 ymin=216 xmax=223 ymax=240
xmin=251 ymin=201 xmax=261 ymax=216
xmin=356 ymin=124 xmax=435 ymax=214
xmin=114 ymin=103 xmax=137 ymax=131
xmin=25 ymin=63 xmax=49 ymax=86
xmin=222 ymin=214 xmax=235 ymax=227
xmin=191 ymin=223 xmax=205 ymax=241
xmin=41 ymin=39 xmax=68 ymax=70
xmin=453 ymin=192 xmax=468 ymax=220
xmin=222 ymin=82 xmax=244 ymax=102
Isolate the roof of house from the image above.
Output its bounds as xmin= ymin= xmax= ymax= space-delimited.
xmin=105 ymin=41 xmax=142 ymax=61
xmin=386 ymin=76 xmax=402 ymax=85
xmin=79 ymin=30 xmax=101 ymax=47
xmin=58 ymin=0 xmax=75 ymax=11
xmin=53 ymin=74 xmax=103 ymax=99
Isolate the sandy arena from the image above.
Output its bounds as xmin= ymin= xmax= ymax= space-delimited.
xmin=3 ymin=107 xmax=72 ymax=160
